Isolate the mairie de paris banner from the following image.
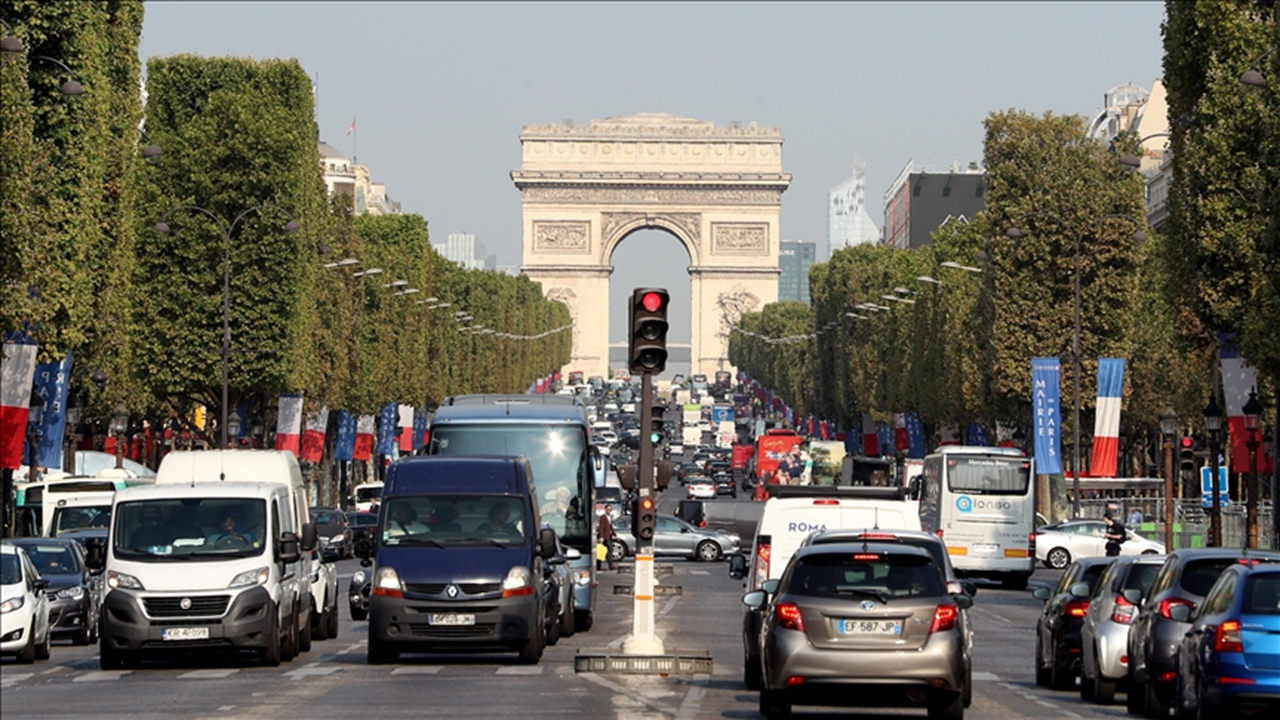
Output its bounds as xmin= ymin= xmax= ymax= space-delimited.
xmin=1032 ymin=357 xmax=1062 ymax=475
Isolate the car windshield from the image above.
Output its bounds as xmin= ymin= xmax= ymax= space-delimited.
xmin=946 ymin=456 xmax=1031 ymax=495
xmin=785 ymin=552 xmax=944 ymax=600
xmin=596 ymin=487 xmax=622 ymax=502
xmin=311 ymin=510 xmax=343 ymax=525
xmin=1243 ymin=573 xmax=1280 ymax=615
xmin=355 ymin=486 xmax=383 ymax=502
xmin=1 ymin=554 xmax=23 ymax=584
xmin=15 ymin=543 xmax=80 ymax=575
xmin=50 ymin=505 xmax=112 ymax=537
xmin=113 ymin=498 xmax=267 ymax=561
xmin=381 ymin=494 xmax=528 ymax=547
xmin=1180 ymin=558 xmax=1240 ymax=597
xmin=1122 ymin=563 xmax=1162 ymax=593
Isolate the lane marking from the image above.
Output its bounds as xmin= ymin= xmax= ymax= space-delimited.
xmin=217 ymin=706 xmax=236 ymax=712
xmin=390 ymin=666 xmax=442 ymax=675
xmin=281 ymin=664 xmax=340 ymax=678
xmin=180 ymin=668 xmax=240 ymax=679
xmin=72 ymin=670 xmax=132 ymax=682
xmin=578 ymin=672 xmax=675 ymax=716
xmin=674 ymin=674 xmax=709 ymax=720
xmin=972 ymin=671 xmax=1001 ymax=682
xmin=1 ymin=672 xmax=34 ymax=687
xmin=495 ymin=666 xmax=544 ymax=675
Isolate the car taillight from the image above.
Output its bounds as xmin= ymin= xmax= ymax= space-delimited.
xmin=812 ymin=499 xmax=839 ymax=505
xmin=775 ymin=603 xmax=805 ymax=631
xmin=858 ymin=533 xmax=897 ymax=540
xmin=1159 ymin=597 xmax=1196 ymax=619
xmin=935 ymin=529 xmax=944 ymax=539
xmin=929 ymin=604 xmax=959 ymax=633
xmin=1214 ymin=620 xmax=1243 ymax=653
xmin=1028 ymin=532 xmax=1036 ymax=555
xmin=1066 ymin=600 xmax=1090 ymax=618
xmin=752 ymin=541 xmax=771 ymax=590
xmin=1111 ymin=594 xmax=1136 ymax=624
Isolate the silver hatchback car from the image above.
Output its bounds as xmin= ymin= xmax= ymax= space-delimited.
xmin=1078 ymin=554 xmax=1165 ymax=704
xmin=744 ymin=542 xmax=971 ymax=719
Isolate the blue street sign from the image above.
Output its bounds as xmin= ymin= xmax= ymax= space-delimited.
xmin=1200 ymin=467 xmax=1230 ymax=509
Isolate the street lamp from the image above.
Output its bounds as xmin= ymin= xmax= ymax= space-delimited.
xmin=1 ymin=19 xmax=23 ymax=54
xmin=28 ymin=55 xmax=85 ymax=96
xmin=1240 ymin=47 xmax=1276 ymax=89
xmin=1203 ymin=393 xmax=1225 ymax=546
xmin=156 ymin=204 xmax=300 ymax=450
xmin=1242 ymin=387 xmax=1263 ymax=548
xmin=1159 ymin=405 xmax=1179 ymax=551
xmin=940 ymin=260 xmax=982 ymax=274
xmin=110 ymin=402 xmax=130 ymax=470
xmin=1117 ymin=133 xmax=1171 ymax=171
xmin=1007 ymin=212 xmax=1147 ymax=518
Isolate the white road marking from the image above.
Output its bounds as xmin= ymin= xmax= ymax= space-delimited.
xmin=688 ymin=570 xmax=709 ymax=575
xmin=72 ymin=670 xmax=132 ymax=682
xmin=1 ymin=672 xmax=34 ymax=687
xmin=578 ymin=672 xmax=675 ymax=716
xmin=179 ymin=668 xmax=240 ymax=679
xmin=281 ymin=664 xmax=340 ymax=678
xmin=972 ymin=671 xmax=1001 ymax=682
xmin=390 ymin=666 xmax=442 ymax=675
xmin=217 ymin=706 xmax=236 ymax=712
xmin=495 ymin=665 xmax=544 ymax=675
xmin=674 ymin=674 xmax=709 ymax=720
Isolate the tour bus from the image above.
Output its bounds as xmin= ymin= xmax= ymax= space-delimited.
xmin=15 ymin=470 xmax=153 ymax=538
xmin=915 ymin=445 xmax=1036 ymax=589
xmin=425 ymin=394 xmax=601 ymax=631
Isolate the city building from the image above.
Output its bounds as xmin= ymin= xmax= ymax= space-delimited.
xmin=318 ymin=141 xmax=401 ymax=216
xmin=778 ymin=240 xmax=817 ymax=304
xmin=1114 ymin=79 xmax=1172 ymax=232
xmin=1086 ymin=82 xmax=1151 ymax=144
xmin=881 ymin=159 xmax=985 ymax=250
xmin=827 ymin=155 xmax=881 ymax=258
xmin=433 ymin=232 xmax=497 ymax=271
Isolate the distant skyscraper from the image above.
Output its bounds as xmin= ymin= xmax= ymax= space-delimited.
xmin=437 ymin=232 xmax=496 ymax=270
xmin=778 ymin=240 xmax=817 ymax=304
xmin=828 ymin=156 xmax=880 ymax=257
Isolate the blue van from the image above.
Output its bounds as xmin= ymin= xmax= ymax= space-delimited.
xmin=361 ymin=456 xmax=560 ymax=664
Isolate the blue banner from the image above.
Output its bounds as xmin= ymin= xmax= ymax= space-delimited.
xmin=967 ymin=421 xmax=990 ymax=447
xmin=1032 ymin=357 xmax=1062 ymax=475
xmin=877 ymin=423 xmax=893 ymax=457
xmin=334 ymin=410 xmax=356 ymax=462
xmin=412 ymin=407 xmax=428 ymax=450
xmin=28 ymin=351 xmax=72 ymax=470
xmin=376 ymin=403 xmax=398 ymax=456
xmin=906 ymin=413 xmax=927 ymax=458
xmin=844 ymin=426 xmax=859 ymax=455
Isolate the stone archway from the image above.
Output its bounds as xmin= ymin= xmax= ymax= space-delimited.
xmin=512 ymin=113 xmax=791 ymax=379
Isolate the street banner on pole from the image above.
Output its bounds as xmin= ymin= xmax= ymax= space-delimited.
xmin=1090 ymin=358 xmax=1125 ymax=477
xmin=0 ymin=333 xmax=39 ymax=470
xmin=30 ymin=351 xmax=72 ymax=470
xmin=301 ymin=406 xmax=329 ymax=463
xmin=967 ymin=421 xmax=990 ymax=447
xmin=353 ymin=414 xmax=375 ymax=461
xmin=413 ymin=407 xmax=428 ymax=450
xmin=397 ymin=404 xmax=414 ymax=452
xmin=861 ymin=413 xmax=878 ymax=457
xmin=375 ymin=403 xmax=397 ymax=456
xmin=907 ymin=413 xmax=927 ymax=459
xmin=275 ymin=394 xmax=304 ymax=457
xmin=1032 ymin=357 xmax=1063 ymax=475
xmin=1220 ymin=339 xmax=1274 ymax=474
xmin=334 ymin=410 xmax=356 ymax=462
xmin=893 ymin=413 xmax=908 ymax=452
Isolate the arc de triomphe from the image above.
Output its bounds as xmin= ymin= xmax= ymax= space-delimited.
xmin=512 ymin=113 xmax=791 ymax=380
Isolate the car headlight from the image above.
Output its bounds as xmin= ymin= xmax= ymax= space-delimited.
xmin=502 ymin=566 xmax=534 ymax=598
xmin=352 ymin=570 xmax=366 ymax=585
xmin=329 ymin=534 xmax=346 ymax=544
xmin=0 ymin=596 xmax=23 ymax=614
xmin=228 ymin=567 xmax=270 ymax=589
xmin=56 ymin=586 xmax=85 ymax=600
xmin=107 ymin=570 xmax=144 ymax=590
xmin=373 ymin=567 xmax=402 ymax=598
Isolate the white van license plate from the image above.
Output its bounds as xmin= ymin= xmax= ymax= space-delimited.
xmin=162 ymin=627 xmax=209 ymax=641
xmin=428 ymin=613 xmax=475 ymax=626
xmin=972 ymin=543 xmax=999 ymax=554
xmin=838 ymin=619 xmax=902 ymax=635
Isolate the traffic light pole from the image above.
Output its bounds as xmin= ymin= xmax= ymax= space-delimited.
xmin=623 ymin=370 xmax=664 ymax=655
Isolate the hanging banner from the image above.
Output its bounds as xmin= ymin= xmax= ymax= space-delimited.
xmin=0 ymin=333 xmax=39 ymax=470
xmin=877 ymin=423 xmax=893 ymax=457
xmin=375 ymin=403 xmax=398 ymax=456
xmin=275 ymin=394 xmax=304 ymax=457
xmin=1032 ymin=357 xmax=1063 ymax=475
xmin=893 ymin=413 xmax=908 ymax=452
xmin=1220 ymin=338 xmax=1274 ymax=474
xmin=938 ymin=424 xmax=961 ymax=446
xmin=967 ymin=421 xmax=990 ymax=447
xmin=412 ymin=407 xmax=428 ymax=450
xmin=30 ymin=351 xmax=72 ymax=470
xmin=301 ymin=406 xmax=329 ymax=463
xmin=1090 ymin=358 xmax=1126 ymax=477
xmin=861 ymin=413 xmax=878 ymax=457
xmin=333 ymin=410 xmax=356 ymax=462
xmin=354 ymin=414 xmax=375 ymax=461
xmin=397 ymin=404 xmax=415 ymax=452
xmin=906 ymin=413 xmax=928 ymax=459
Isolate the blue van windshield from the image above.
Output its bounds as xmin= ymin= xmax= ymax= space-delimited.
xmin=428 ymin=425 xmax=590 ymax=547
xmin=381 ymin=494 xmax=528 ymax=547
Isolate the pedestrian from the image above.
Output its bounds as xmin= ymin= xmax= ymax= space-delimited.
xmin=1103 ymin=508 xmax=1126 ymax=557
xmin=597 ymin=509 xmax=616 ymax=570
xmin=1127 ymin=506 xmax=1143 ymax=526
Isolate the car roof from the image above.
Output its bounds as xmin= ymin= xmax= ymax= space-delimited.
xmin=8 ymin=537 xmax=80 ymax=548
xmin=804 ymin=528 xmax=943 ymax=546
xmin=0 ymin=542 xmax=20 ymax=556
xmin=794 ymin=541 xmax=932 ymax=561
xmin=431 ymin=402 xmax=588 ymax=424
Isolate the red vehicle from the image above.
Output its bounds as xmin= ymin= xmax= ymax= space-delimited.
xmin=731 ymin=443 xmax=755 ymax=472
xmin=755 ymin=429 xmax=801 ymax=479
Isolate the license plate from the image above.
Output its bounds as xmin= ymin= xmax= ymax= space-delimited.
xmin=972 ymin=543 xmax=999 ymax=555
xmin=428 ymin=613 xmax=475 ymax=626
xmin=161 ymin=626 xmax=209 ymax=641
xmin=838 ymin=619 xmax=902 ymax=635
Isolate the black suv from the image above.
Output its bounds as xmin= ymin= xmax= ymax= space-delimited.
xmin=1033 ymin=556 xmax=1113 ymax=690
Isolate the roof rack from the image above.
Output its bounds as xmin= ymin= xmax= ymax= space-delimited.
xmin=444 ymin=394 xmax=581 ymax=407
xmin=766 ymin=485 xmax=909 ymax=501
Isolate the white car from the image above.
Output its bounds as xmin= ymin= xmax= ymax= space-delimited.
xmin=686 ymin=477 xmax=716 ymax=499
xmin=1035 ymin=519 xmax=1165 ymax=570
xmin=1 ymin=542 xmax=52 ymax=663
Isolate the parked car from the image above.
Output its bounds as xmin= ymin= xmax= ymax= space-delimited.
xmin=348 ymin=563 xmax=371 ymax=622
xmin=8 ymin=538 xmax=101 ymax=646
xmin=1172 ymin=558 xmax=1280 ymax=716
xmin=743 ymin=542 xmax=971 ymax=719
xmin=0 ymin=542 xmax=51 ymax=663
xmin=344 ymin=511 xmax=378 ymax=532
xmin=310 ymin=506 xmax=352 ymax=559
xmin=541 ymin=529 xmax=581 ymax=644
xmin=1126 ymin=548 xmax=1280 ymax=717
xmin=1077 ymin=554 xmax=1165 ymax=704
xmin=309 ymin=542 xmax=341 ymax=640
xmin=1033 ymin=556 xmax=1113 ymax=690
xmin=610 ymin=514 xmax=740 ymax=562
xmin=1035 ymin=519 xmax=1165 ymax=570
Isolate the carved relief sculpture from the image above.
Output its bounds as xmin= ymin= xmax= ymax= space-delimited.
xmin=716 ymin=286 xmax=761 ymax=356
xmin=545 ymin=287 xmax=580 ymax=355
xmin=533 ymin=221 xmax=590 ymax=252
xmin=711 ymin=222 xmax=769 ymax=255
xmin=600 ymin=212 xmax=702 ymax=247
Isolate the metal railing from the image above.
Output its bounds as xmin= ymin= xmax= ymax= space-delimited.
xmin=1074 ymin=498 xmax=1276 ymax=550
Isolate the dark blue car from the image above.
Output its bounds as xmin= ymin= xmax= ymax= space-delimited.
xmin=1172 ymin=558 xmax=1280 ymax=716
xmin=359 ymin=455 xmax=560 ymax=665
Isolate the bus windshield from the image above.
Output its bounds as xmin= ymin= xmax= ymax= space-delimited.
xmin=946 ymin=457 xmax=1030 ymax=496
xmin=427 ymin=424 xmax=590 ymax=547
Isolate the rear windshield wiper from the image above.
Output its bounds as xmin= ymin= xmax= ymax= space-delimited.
xmin=392 ymin=537 xmax=445 ymax=548
xmin=835 ymin=588 xmax=890 ymax=604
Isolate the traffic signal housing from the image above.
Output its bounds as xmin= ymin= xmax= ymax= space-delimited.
xmin=655 ymin=460 xmax=676 ymax=491
xmin=628 ymin=288 xmax=669 ymax=374
xmin=616 ymin=463 xmax=637 ymax=491
xmin=1178 ymin=437 xmax=1196 ymax=475
xmin=633 ymin=495 xmax=656 ymax=542
xmin=649 ymin=403 xmax=666 ymax=445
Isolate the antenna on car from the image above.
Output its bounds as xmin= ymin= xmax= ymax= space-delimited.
xmin=873 ymin=506 xmax=880 ymax=531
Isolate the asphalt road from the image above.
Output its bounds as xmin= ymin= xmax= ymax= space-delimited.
xmin=2 ymin=494 xmax=1139 ymax=719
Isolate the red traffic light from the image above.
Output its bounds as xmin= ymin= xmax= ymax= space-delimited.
xmin=642 ymin=291 xmax=664 ymax=312
xmin=1181 ymin=437 xmax=1193 ymax=448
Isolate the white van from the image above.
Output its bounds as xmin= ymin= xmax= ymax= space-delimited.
xmin=86 ymin=450 xmax=318 ymax=668
xmin=353 ymin=481 xmax=384 ymax=512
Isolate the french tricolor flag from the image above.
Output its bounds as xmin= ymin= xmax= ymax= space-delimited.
xmin=275 ymin=394 xmax=304 ymax=457
xmin=1221 ymin=343 xmax=1274 ymax=475
xmin=1 ymin=334 xmax=39 ymax=470
xmin=893 ymin=413 xmax=909 ymax=452
xmin=300 ymin=406 xmax=329 ymax=463
xmin=938 ymin=424 xmax=961 ymax=446
xmin=354 ymin=414 xmax=375 ymax=461
xmin=398 ymin=404 xmax=414 ymax=452
xmin=861 ymin=413 xmax=878 ymax=457
xmin=1089 ymin=358 xmax=1125 ymax=477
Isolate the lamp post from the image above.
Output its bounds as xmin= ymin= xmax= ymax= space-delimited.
xmin=1242 ymin=387 xmax=1263 ymax=548
xmin=1159 ymin=405 xmax=1179 ymax=551
xmin=156 ymin=205 xmax=299 ymax=450
xmin=1203 ymin=394 xmax=1225 ymax=547
xmin=110 ymin=403 xmax=129 ymax=470
xmin=1007 ymin=213 xmax=1147 ymax=518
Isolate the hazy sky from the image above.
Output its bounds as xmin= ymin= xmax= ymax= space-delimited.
xmin=139 ymin=1 xmax=1166 ymax=354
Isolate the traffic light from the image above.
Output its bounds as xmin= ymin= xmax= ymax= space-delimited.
xmin=633 ymin=495 xmax=657 ymax=542
xmin=628 ymin=288 xmax=669 ymax=374
xmin=1178 ymin=437 xmax=1196 ymax=475
xmin=649 ymin=404 xmax=666 ymax=445
xmin=616 ymin=463 xmax=637 ymax=491
xmin=655 ymin=460 xmax=676 ymax=491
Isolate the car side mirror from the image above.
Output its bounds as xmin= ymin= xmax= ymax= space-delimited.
xmin=352 ymin=529 xmax=375 ymax=559
xmin=961 ymin=581 xmax=978 ymax=597
xmin=84 ymin=537 xmax=106 ymax=570
xmin=300 ymin=522 xmax=319 ymax=552
xmin=277 ymin=531 xmax=301 ymax=565
xmin=1122 ymin=588 xmax=1143 ymax=605
xmin=537 ymin=528 xmax=557 ymax=559
xmin=953 ymin=594 xmax=974 ymax=610
xmin=564 ymin=547 xmax=582 ymax=561
xmin=1032 ymin=586 xmax=1052 ymax=601
xmin=728 ymin=554 xmax=747 ymax=580
xmin=33 ymin=578 xmax=50 ymax=592
xmin=1070 ymin=582 xmax=1092 ymax=599
xmin=1168 ymin=604 xmax=1192 ymax=622
xmin=761 ymin=578 xmax=780 ymax=595
xmin=742 ymin=590 xmax=767 ymax=610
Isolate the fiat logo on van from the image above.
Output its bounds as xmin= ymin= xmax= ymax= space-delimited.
xmin=180 ymin=597 xmax=192 ymax=610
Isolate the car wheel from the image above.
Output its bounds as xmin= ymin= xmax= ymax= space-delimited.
xmin=1081 ymin=647 xmax=1097 ymax=701
xmin=312 ymin=600 xmax=328 ymax=641
xmin=1047 ymin=547 xmax=1071 ymax=570
xmin=327 ymin=606 xmax=340 ymax=639
xmin=927 ymin=691 xmax=965 ymax=719
xmin=16 ymin=622 xmax=36 ymax=664
xmin=99 ymin=637 xmax=124 ymax=670
xmin=759 ymin=689 xmax=791 ymax=719
xmin=560 ymin=596 xmax=576 ymax=638
xmin=75 ymin=617 xmax=93 ymax=646
xmin=545 ymin=601 xmax=561 ymax=647
xmin=350 ymin=601 xmax=368 ymax=622
xmin=963 ymin=662 xmax=972 ymax=707
xmin=260 ymin=611 xmax=282 ymax=667
xmin=281 ymin=609 xmax=298 ymax=662
xmin=298 ymin=604 xmax=312 ymax=653
xmin=517 ymin=610 xmax=544 ymax=665
xmin=696 ymin=540 xmax=722 ymax=562
xmin=35 ymin=624 xmax=51 ymax=660
xmin=575 ymin=608 xmax=593 ymax=632
xmin=1127 ymin=666 xmax=1146 ymax=715
xmin=367 ymin=638 xmax=399 ymax=665
xmin=1094 ymin=662 xmax=1116 ymax=705
xmin=1034 ymin=635 xmax=1052 ymax=687
xmin=1144 ymin=675 xmax=1169 ymax=718
xmin=609 ymin=540 xmax=627 ymax=562
xmin=1051 ymin=645 xmax=1075 ymax=691
xmin=744 ymin=653 xmax=762 ymax=690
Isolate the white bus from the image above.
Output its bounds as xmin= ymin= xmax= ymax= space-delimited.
xmin=915 ymin=446 xmax=1035 ymax=590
